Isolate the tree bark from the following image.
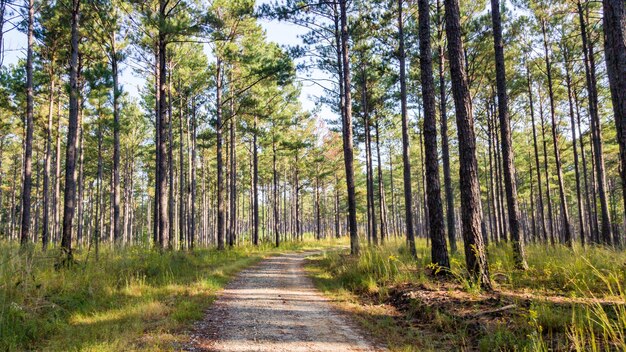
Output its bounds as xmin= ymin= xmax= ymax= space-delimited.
xmin=20 ymin=0 xmax=34 ymax=247
xmin=216 ymin=59 xmax=225 ymax=250
xmin=436 ymin=0 xmax=456 ymax=252
xmin=541 ymin=20 xmax=572 ymax=246
xmin=112 ymin=34 xmax=121 ymax=245
xmin=157 ymin=0 xmax=169 ymax=249
xmin=61 ymin=0 xmax=81 ymax=261
xmin=601 ymin=0 xmax=626 ymax=229
xmin=398 ymin=0 xmax=416 ymax=257
xmin=418 ymin=0 xmax=449 ymax=269
xmin=339 ymin=0 xmax=359 ymax=255
xmin=490 ymin=0 xmax=526 ymax=268
xmin=444 ymin=0 xmax=491 ymax=289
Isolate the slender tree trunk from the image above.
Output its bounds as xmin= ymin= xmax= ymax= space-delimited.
xmin=153 ymin=44 xmax=160 ymax=247
xmin=216 ymin=59 xmax=225 ymax=250
xmin=167 ymin=68 xmax=175 ymax=249
xmin=190 ymin=99 xmax=197 ymax=249
xmin=20 ymin=0 xmax=35 ymax=247
xmin=229 ymin=84 xmax=237 ymax=247
xmin=179 ymin=90 xmax=185 ymax=249
xmin=436 ymin=0 xmax=456 ymax=252
xmin=375 ymin=121 xmax=387 ymax=243
xmin=339 ymin=0 xmax=359 ymax=255
xmin=43 ymin=73 xmax=55 ymax=250
xmin=61 ymin=0 xmax=81 ymax=261
xmin=491 ymin=0 xmax=527 ymax=268
xmin=541 ymin=21 xmax=572 ymax=246
xmin=582 ymin=13 xmax=613 ymax=245
xmin=273 ymin=133 xmax=279 ymax=247
xmin=157 ymin=2 xmax=169 ymax=249
xmin=527 ymin=67 xmax=548 ymax=243
xmin=253 ymin=115 xmax=259 ymax=245
xmin=444 ymin=0 xmax=491 ymax=289
xmin=539 ymin=91 xmax=556 ymax=244
xmin=361 ymin=67 xmax=377 ymax=245
xmin=398 ymin=0 xmax=416 ymax=257
xmin=112 ymin=36 xmax=121 ymax=245
xmin=418 ymin=0 xmax=449 ymax=269
xmin=563 ymin=49 xmax=586 ymax=246
xmin=574 ymin=89 xmax=593 ymax=245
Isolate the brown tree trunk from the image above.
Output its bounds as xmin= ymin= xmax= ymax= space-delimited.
xmin=398 ymin=0 xmax=416 ymax=257
xmin=216 ymin=59 xmax=225 ymax=250
xmin=157 ymin=0 xmax=169 ymax=249
xmin=375 ymin=121 xmax=387 ymax=243
xmin=563 ymin=47 xmax=586 ymax=246
xmin=418 ymin=0 xmax=449 ymax=269
xmin=112 ymin=36 xmax=121 ymax=245
xmin=253 ymin=115 xmax=259 ymax=245
xmin=538 ymin=90 xmax=555 ymax=244
xmin=20 ymin=0 xmax=34 ymax=247
xmin=444 ymin=0 xmax=491 ymax=289
xmin=491 ymin=0 xmax=527 ymax=268
xmin=61 ymin=0 xmax=81 ymax=261
xmin=42 ymin=73 xmax=55 ymax=250
xmin=541 ymin=21 xmax=572 ymax=246
xmin=339 ymin=0 xmax=359 ymax=255
xmin=580 ymin=6 xmax=613 ymax=245
xmin=601 ymin=0 xmax=626 ymax=227
xmin=436 ymin=0 xmax=456 ymax=252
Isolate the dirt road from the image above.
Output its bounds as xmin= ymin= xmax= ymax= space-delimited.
xmin=186 ymin=252 xmax=383 ymax=352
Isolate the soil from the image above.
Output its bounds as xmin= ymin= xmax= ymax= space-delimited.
xmin=185 ymin=252 xmax=384 ymax=352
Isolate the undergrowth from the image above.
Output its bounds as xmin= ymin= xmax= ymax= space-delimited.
xmin=0 ymin=237 xmax=341 ymax=351
xmin=307 ymin=237 xmax=626 ymax=351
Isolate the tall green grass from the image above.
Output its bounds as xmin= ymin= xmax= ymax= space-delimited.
xmin=0 ymin=237 xmax=342 ymax=351
xmin=308 ymin=238 xmax=626 ymax=351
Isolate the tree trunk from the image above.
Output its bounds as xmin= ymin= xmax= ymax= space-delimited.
xmin=253 ymin=115 xmax=259 ymax=245
xmin=418 ymin=0 xmax=449 ymax=269
xmin=436 ymin=0 xmax=456 ymax=252
xmin=444 ymin=0 xmax=491 ymax=289
xmin=375 ymin=121 xmax=387 ymax=243
xmin=563 ymin=49 xmax=586 ymax=246
xmin=42 ymin=72 xmax=55 ymax=250
xmin=61 ymin=0 xmax=81 ymax=262
xmin=216 ymin=59 xmax=225 ymax=250
xmin=580 ymin=5 xmax=613 ymax=245
xmin=157 ymin=1 xmax=169 ymax=249
xmin=112 ymin=35 xmax=121 ymax=245
xmin=601 ymin=0 xmax=626 ymax=226
xmin=20 ymin=0 xmax=34 ymax=247
xmin=538 ymin=90 xmax=555 ymax=244
xmin=491 ymin=0 xmax=527 ymax=268
xmin=398 ymin=0 xmax=416 ymax=257
xmin=361 ymin=67 xmax=377 ymax=245
xmin=339 ymin=0 xmax=359 ymax=255
xmin=541 ymin=21 xmax=572 ymax=246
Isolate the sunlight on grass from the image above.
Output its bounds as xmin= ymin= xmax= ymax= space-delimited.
xmin=0 ymin=236 xmax=344 ymax=351
xmin=307 ymin=237 xmax=626 ymax=351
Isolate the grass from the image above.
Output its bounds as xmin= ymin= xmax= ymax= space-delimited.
xmin=0 ymin=236 xmax=343 ymax=351
xmin=306 ymin=237 xmax=626 ymax=351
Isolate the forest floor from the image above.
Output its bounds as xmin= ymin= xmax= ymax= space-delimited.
xmin=305 ymin=240 xmax=626 ymax=351
xmin=0 ymin=239 xmax=344 ymax=351
xmin=185 ymin=251 xmax=384 ymax=352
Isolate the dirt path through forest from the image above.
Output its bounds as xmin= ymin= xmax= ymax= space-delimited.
xmin=186 ymin=251 xmax=383 ymax=352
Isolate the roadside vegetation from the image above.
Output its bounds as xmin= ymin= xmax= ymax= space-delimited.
xmin=0 ymin=237 xmax=340 ymax=351
xmin=307 ymin=238 xmax=626 ymax=351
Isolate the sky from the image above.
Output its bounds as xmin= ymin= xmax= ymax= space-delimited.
xmin=1 ymin=1 xmax=333 ymax=121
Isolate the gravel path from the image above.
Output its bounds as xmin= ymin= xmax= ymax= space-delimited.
xmin=186 ymin=252 xmax=383 ymax=352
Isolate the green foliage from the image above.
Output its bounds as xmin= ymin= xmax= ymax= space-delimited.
xmin=0 ymin=238 xmax=340 ymax=351
xmin=307 ymin=240 xmax=626 ymax=351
